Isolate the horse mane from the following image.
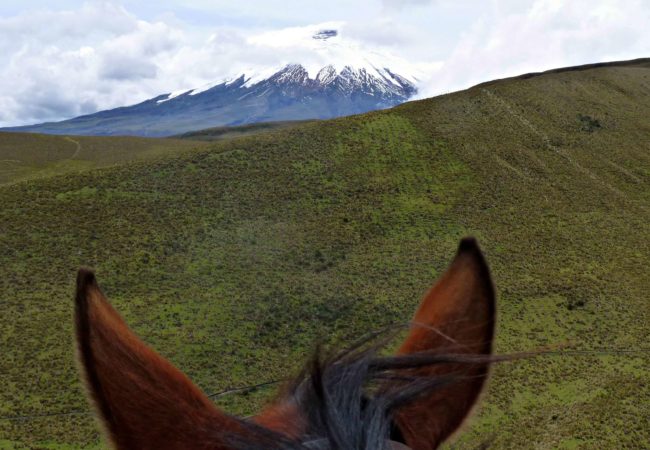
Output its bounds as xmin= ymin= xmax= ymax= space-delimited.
xmin=218 ymin=330 xmax=493 ymax=450
xmin=74 ymin=238 xmax=497 ymax=449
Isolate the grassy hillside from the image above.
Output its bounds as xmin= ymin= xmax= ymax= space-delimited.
xmin=0 ymin=132 xmax=207 ymax=185
xmin=174 ymin=120 xmax=314 ymax=141
xmin=1 ymin=59 xmax=649 ymax=449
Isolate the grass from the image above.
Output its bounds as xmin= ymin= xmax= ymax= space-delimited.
xmin=0 ymin=132 xmax=208 ymax=185
xmin=174 ymin=120 xmax=314 ymax=141
xmin=0 ymin=59 xmax=649 ymax=448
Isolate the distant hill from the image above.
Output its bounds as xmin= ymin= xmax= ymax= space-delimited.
xmin=174 ymin=120 xmax=313 ymax=141
xmin=0 ymin=132 xmax=206 ymax=185
xmin=1 ymin=58 xmax=649 ymax=449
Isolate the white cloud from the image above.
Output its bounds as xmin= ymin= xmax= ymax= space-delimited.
xmin=0 ymin=0 xmax=648 ymax=127
xmin=0 ymin=3 xmax=161 ymax=125
xmin=382 ymin=0 xmax=435 ymax=11
xmin=416 ymin=0 xmax=650 ymax=98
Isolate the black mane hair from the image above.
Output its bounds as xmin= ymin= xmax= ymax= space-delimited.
xmin=218 ymin=329 xmax=495 ymax=450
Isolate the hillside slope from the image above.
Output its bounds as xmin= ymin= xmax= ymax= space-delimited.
xmin=174 ymin=120 xmax=313 ymax=142
xmin=1 ymin=59 xmax=649 ymax=448
xmin=0 ymin=132 xmax=207 ymax=185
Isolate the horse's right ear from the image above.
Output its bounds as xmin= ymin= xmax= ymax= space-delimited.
xmin=394 ymin=238 xmax=496 ymax=450
xmin=74 ymin=269 xmax=239 ymax=449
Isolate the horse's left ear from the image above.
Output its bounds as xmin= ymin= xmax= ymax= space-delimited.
xmin=393 ymin=238 xmax=496 ymax=450
xmin=74 ymin=269 xmax=237 ymax=450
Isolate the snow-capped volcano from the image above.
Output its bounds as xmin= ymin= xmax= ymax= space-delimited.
xmin=156 ymin=61 xmax=417 ymax=107
xmin=155 ymin=26 xmax=419 ymax=107
xmin=4 ymin=27 xmax=420 ymax=137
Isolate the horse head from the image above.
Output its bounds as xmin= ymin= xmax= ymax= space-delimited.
xmin=74 ymin=237 xmax=495 ymax=449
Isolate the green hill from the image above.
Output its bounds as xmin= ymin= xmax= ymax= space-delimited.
xmin=174 ymin=120 xmax=315 ymax=141
xmin=1 ymin=59 xmax=649 ymax=449
xmin=0 ymin=132 xmax=208 ymax=185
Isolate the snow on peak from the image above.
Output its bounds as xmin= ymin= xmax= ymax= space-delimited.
xmin=156 ymin=88 xmax=192 ymax=104
xmin=272 ymin=64 xmax=310 ymax=84
xmin=244 ymin=23 xmax=422 ymax=85
xmin=157 ymin=23 xmax=421 ymax=104
xmin=316 ymin=65 xmax=337 ymax=84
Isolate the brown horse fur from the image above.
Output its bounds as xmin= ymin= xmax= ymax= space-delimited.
xmin=74 ymin=237 xmax=495 ymax=450
xmin=394 ymin=238 xmax=494 ymax=448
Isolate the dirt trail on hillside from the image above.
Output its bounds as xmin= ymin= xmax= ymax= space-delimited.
xmin=64 ymin=137 xmax=81 ymax=159
xmin=481 ymin=88 xmax=630 ymax=202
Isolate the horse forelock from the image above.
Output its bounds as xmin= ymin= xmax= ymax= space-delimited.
xmin=219 ymin=332 xmax=493 ymax=450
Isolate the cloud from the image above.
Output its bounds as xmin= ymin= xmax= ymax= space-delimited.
xmin=97 ymin=21 xmax=182 ymax=80
xmin=99 ymin=56 xmax=158 ymax=80
xmin=0 ymin=3 xmax=135 ymax=48
xmin=0 ymin=0 xmax=648 ymax=126
xmin=382 ymin=0 xmax=435 ymax=10
xmin=0 ymin=3 xmax=195 ymax=125
xmin=415 ymin=0 xmax=650 ymax=98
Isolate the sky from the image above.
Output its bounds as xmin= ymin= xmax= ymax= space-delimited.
xmin=0 ymin=0 xmax=648 ymax=127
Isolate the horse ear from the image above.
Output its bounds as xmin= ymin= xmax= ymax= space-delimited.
xmin=74 ymin=269 xmax=238 ymax=450
xmin=394 ymin=238 xmax=496 ymax=450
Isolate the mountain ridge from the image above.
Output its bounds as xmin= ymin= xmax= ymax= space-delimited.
xmin=475 ymin=57 xmax=650 ymax=87
xmin=2 ymin=62 xmax=417 ymax=137
xmin=2 ymin=26 xmax=421 ymax=137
